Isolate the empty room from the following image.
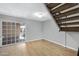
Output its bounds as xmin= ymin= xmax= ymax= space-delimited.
xmin=0 ymin=3 xmax=79 ymax=56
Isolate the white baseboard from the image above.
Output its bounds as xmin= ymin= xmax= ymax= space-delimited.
xmin=44 ymin=39 xmax=77 ymax=51
xmin=66 ymin=46 xmax=78 ymax=51
xmin=26 ymin=39 xmax=77 ymax=51
xmin=44 ymin=39 xmax=65 ymax=47
xmin=26 ymin=39 xmax=42 ymax=42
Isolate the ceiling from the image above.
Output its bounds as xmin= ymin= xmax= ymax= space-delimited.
xmin=0 ymin=3 xmax=52 ymax=21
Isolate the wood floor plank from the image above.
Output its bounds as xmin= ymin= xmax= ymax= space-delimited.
xmin=0 ymin=39 xmax=77 ymax=56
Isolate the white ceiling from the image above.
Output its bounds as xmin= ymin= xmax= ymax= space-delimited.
xmin=0 ymin=3 xmax=52 ymax=21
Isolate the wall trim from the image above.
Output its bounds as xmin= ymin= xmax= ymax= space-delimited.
xmin=66 ymin=45 xmax=78 ymax=51
xmin=26 ymin=39 xmax=42 ymax=42
xmin=27 ymin=39 xmax=77 ymax=51
xmin=44 ymin=39 xmax=65 ymax=46
xmin=44 ymin=39 xmax=77 ymax=51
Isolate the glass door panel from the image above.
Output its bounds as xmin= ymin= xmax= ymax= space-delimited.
xmin=2 ymin=21 xmax=26 ymax=45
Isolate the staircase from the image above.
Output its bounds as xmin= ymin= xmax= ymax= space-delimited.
xmin=45 ymin=3 xmax=79 ymax=32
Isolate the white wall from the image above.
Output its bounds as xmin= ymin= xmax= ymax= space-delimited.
xmin=42 ymin=18 xmax=79 ymax=51
xmin=66 ymin=32 xmax=79 ymax=51
xmin=25 ymin=20 xmax=43 ymax=42
xmin=42 ymin=19 xmax=65 ymax=46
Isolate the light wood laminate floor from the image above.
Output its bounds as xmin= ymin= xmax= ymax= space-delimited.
xmin=0 ymin=39 xmax=77 ymax=56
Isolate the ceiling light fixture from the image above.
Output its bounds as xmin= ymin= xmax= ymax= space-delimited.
xmin=33 ymin=12 xmax=46 ymax=18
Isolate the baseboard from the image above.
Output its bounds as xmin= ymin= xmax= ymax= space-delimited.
xmin=44 ymin=39 xmax=65 ymax=47
xmin=66 ymin=46 xmax=78 ymax=51
xmin=26 ymin=39 xmax=77 ymax=51
xmin=44 ymin=39 xmax=77 ymax=51
xmin=26 ymin=39 xmax=42 ymax=42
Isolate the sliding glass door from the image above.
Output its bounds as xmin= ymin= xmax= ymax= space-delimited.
xmin=2 ymin=21 xmax=26 ymax=45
